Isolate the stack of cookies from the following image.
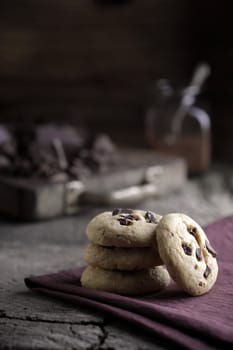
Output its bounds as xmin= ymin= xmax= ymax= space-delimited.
xmin=81 ymin=209 xmax=219 ymax=296
xmin=81 ymin=208 xmax=171 ymax=295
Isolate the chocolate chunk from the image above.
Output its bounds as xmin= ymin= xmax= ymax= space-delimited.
xmin=112 ymin=208 xmax=134 ymax=216
xmin=145 ymin=211 xmax=156 ymax=223
xmin=188 ymin=227 xmax=197 ymax=237
xmin=117 ymin=218 xmax=133 ymax=226
xmin=0 ymin=123 xmax=118 ymax=180
xmin=205 ymin=240 xmax=217 ymax=257
xmin=182 ymin=243 xmax=192 ymax=256
xmin=203 ymin=265 xmax=211 ymax=279
xmin=120 ymin=214 xmax=138 ymax=221
xmin=196 ymin=248 xmax=202 ymax=261
xmin=199 ymin=281 xmax=204 ymax=286
xmin=112 ymin=208 xmax=121 ymax=216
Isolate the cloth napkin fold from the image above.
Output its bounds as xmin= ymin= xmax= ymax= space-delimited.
xmin=25 ymin=215 xmax=233 ymax=350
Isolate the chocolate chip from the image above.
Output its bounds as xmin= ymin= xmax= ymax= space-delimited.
xmin=182 ymin=243 xmax=192 ymax=256
xmin=205 ymin=240 xmax=217 ymax=257
xmin=145 ymin=211 xmax=156 ymax=223
xmin=120 ymin=214 xmax=138 ymax=221
xmin=117 ymin=218 xmax=133 ymax=226
xmin=0 ymin=123 xmax=118 ymax=181
xmin=196 ymin=248 xmax=202 ymax=261
xmin=188 ymin=227 xmax=197 ymax=237
xmin=203 ymin=265 xmax=211 ymax=279
xmin=112 ymin=208 xmax=121 ymax=216
xmin=199 ymin=281 xmax=204 ymax=286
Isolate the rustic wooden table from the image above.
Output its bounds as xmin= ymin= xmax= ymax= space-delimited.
xmin=1 ymin=166 xmax=233 ymax=350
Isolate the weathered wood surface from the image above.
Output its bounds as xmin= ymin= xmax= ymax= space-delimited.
xmin=1 ymin=166 xmax=233 ymax=349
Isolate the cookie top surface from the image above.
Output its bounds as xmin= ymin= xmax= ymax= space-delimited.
xmin=86 ymin=208 xmax=162 ymax=247
xmin=156 ymin=213 xmax=218 ymax=296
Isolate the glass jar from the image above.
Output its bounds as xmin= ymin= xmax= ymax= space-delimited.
xmin=144 ymin=79 xmax=211 ymax=174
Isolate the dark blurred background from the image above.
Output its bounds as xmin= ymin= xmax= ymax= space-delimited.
xmin=0 ymin=0 xmax=232 ymax=162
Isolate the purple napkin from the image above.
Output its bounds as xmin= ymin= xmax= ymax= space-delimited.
xmin=25 ymin=215 xmax=233 ymax=350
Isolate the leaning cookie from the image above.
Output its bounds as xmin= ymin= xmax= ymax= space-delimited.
xmin=156 ymin=213 xmax=218 ymax=296
xmin=83 ymin=243 xmax=163 ymax=271
xmin=80 ymin=265 xmax=170 ymax=295
xmin=86 ymin=209 xmax=162 ymax=247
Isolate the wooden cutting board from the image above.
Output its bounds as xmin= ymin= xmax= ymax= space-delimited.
xmin=0 ymin=149 xmax=186 ymax=221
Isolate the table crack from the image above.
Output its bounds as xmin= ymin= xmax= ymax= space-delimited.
xmin=0 ymin=310 xmax=104 ymax=327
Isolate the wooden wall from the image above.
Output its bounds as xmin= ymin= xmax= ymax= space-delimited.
xmin=190 ymin=1 xmax=233 ymax=161
xmin=0 ymin=0 xmax=232 ymax=159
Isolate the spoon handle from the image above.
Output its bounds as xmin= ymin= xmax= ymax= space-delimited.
xmin=169 ymin=62 xmax=211 ymax=139
xmin=189 ymin=62 xmax=211 ymax=94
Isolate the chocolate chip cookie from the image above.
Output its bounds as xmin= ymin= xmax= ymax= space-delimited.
xmin=83 ymin=243 xmax=163 ymax=271
xmin=80 ymin=265 xmax=170 ymax=295
xmin=86 ymin=209 xmax=162 ymax=247
xmin=156 ymin=213 xmax=218 ymax=296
